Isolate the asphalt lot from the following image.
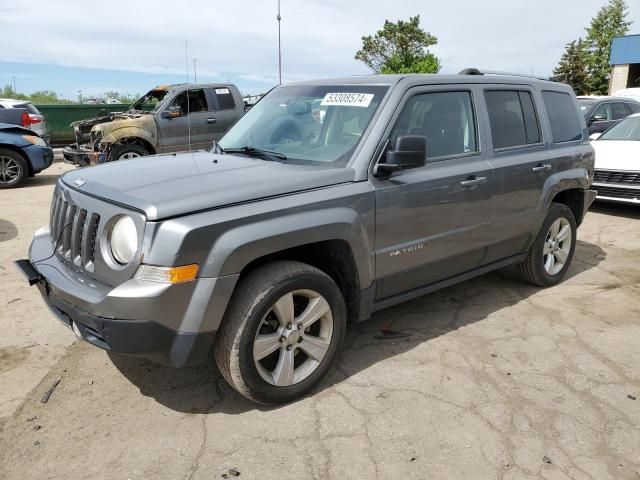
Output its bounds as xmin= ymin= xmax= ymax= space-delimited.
xmin=1 ymin=164 xmax=640 ymax=480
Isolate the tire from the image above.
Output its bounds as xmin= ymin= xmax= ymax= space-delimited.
xmin=214 ymin=261 xmax=346 ymax=404
xmin=0 ymin=148 xmax=28 ymax=189
xmin=108 ymin=143 xmax=149 ymax=162
xmin=517 ymin=202 xmax=577 ymax=287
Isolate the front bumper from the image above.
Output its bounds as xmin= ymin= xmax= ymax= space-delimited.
xmin=593 ymin=183 xmax=640 ymax=205
xmin=23 ymin=144 xmax=54 ymax=174
xmin=62 ymin=144 xmax=106 ymax=167
xmin=18 ymin=227 xmax=238 ymax=367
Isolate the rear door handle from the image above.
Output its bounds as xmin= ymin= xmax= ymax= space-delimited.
xmin=460 ymin=176 xmax=487 ymax=188
xmin=532 ymin=164 xmax=552 ymax=173
xmin=207 ymin=118 xmax=217 ymax=124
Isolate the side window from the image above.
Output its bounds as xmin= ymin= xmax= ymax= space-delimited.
xmin=171 ymin=89 xmax=208 ymax=114
xmin=484 ymin=90 xmax=541 ymax=149
xmin=628 ymin=102 xmax=640 ymax=114
xmin=214 ymin=87 xmax=236 ymax=110
xmin=592 ymin=103 xmax=612 ymax=120
xmin=542 ymin=91 xmax=583 ymax=143
xmin=391 ymin=91 xmax=477 ymax=159
xmin=611 ymin=103 xmax=630 ymax=120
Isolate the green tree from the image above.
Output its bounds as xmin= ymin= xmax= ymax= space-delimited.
xmin=553 ymin=39 xmax=589 ymax=95
xmin=355 ymin=16 xmax=441 ymax=74
xmin=583 ymin=0 xmax=632 ymax=94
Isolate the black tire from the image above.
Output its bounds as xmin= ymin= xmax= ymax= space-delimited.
xmin=0 ymin=148 xmax=28 ymax=189
xmin=108 ymin=143 xmax=149 ymax=162
xmin=517 ymin=202 xmax=577 ymax=287
xmin=214 ymin=261 xmax=346 ymax=404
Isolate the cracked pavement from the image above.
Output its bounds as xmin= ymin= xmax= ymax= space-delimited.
xmin=1 ymin=164 xmax=640 ymax=479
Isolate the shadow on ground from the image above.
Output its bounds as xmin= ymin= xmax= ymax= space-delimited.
xmin=24 ymin=174 xmax=61 ymax=187
xmin=0 ymin=219 xmax=18 ymax=243
xmin=590 ymin=200 xmax=640 ymax=220
xmin=110 ymin=239 xmax=606 ymax=415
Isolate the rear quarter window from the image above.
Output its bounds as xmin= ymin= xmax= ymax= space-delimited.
xmin=542 ymin=91 xmax=582 ymax=143
xmin=214 ymin=88 xmax=236 ymax=110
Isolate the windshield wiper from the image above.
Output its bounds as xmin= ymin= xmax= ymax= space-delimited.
xmin=224 ymin=146 xmax=287 ymax=162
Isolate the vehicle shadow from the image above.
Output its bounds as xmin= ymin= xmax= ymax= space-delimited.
xmin=24 ymin=174 xmax=61 ymax=187
xmin=110 ymin=239 xmax=606 ymax=415
xmin=590 ymin=201 xmax=640 ymax=220
xmin=0 ymin=219 xmax=18 ymax=243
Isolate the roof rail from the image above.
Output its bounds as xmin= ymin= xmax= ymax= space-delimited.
xmin=458 ymin=68 xmax=551 ymax=81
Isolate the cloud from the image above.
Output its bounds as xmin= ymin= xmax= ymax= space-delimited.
xmin=4 ymin=0 xmax=640 ymax=86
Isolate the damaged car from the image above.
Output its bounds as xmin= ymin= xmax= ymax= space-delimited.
xmin=63 ymin=83 xmax=245 ymax=166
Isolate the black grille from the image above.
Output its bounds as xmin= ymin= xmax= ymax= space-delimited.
xmin=595 ymin=186 xmax=640 ymax=201
xmin=49 ymin=191 xmax=100 ymax=269
xmin=593 ymin=170 xmax=640 ymax=185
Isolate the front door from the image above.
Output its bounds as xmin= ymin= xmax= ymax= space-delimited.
xmin=157 ymin=88 xmax=214 ymax=152
xmin=372 ymin=88 xmax=494 ymax=300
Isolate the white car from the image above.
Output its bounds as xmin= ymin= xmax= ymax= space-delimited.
xmin=590 ymin=113 xmax=640 ymax=204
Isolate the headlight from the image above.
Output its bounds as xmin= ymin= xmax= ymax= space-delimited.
xmin=109 ymin=216 xmax=138 ymax=265
xmin=22 ymin=135 xmax=47 ymax=147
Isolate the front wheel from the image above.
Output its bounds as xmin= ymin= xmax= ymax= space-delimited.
xmin=517 ymin=202 xmax=577 ymax=287
xmin=0 ymin=148 xmax=28 ymax=189
xmin=108 ymin=143 xmax=149 ymax=162
xmin=214 ymin=261 xmax=346 ymax=404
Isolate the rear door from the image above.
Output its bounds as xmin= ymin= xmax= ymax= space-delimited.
xmin=479 ymin=86 xmax=555 ymax=263
xmin=206 ymin=87 xmax=241 ymax=139
xmin=372 ymin=86 xmax=494 ymax=299
xmin=157 ymin=88 xmax=213 ymax=152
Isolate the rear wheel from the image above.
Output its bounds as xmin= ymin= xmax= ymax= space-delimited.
xmin=108 ymin=143 xmax=149 ymax=162
xmin=214 ymin=261 xmax=346 ymax=404
xmin=517 ymin=202 xmax=577 ymax=287
xmin=0 ymin=148 xmax=28 ymax=189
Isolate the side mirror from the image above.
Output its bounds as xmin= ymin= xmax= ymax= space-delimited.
xmin=162 ymin=105 xmax=183 ymax=119
xmin=374 ymin=135 xmax=427 ymax=177
xmin=589 ymin=132 xmax=602 ymax=141
xmin=590 ymin=114 xmax=607 ymax=124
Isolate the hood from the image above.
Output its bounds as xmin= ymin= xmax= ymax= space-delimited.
xmin=61 ymin=150 xmax=355 ymax=220
xmin=71 ymin=111 xmax=150 ymax=141
xmin=592 ymin=140 xmax=640 ymax=171
xmin=0 ymin=123 xmax=35 ymax=136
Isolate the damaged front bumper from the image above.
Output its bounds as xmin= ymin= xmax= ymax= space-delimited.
xmin=62 ymin=144 xmax=107 ymax=167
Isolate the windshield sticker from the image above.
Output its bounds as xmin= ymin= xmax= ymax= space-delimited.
xmin=321 ymin=93 xmax=374 ymax=108
xmin=215 ymin=88 xmax=230 ymax=94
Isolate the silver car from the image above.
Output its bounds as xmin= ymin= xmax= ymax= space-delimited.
xmin=0 ymin=99 xmax=49 ymax=142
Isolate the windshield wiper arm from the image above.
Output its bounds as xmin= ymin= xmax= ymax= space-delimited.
xmin=224 ymin=146 xmax=287 ymax=162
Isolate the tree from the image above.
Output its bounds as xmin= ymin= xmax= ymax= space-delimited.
xmin=553 ymin=39 xmax=589 ymax=95
xmin=583 ymin=0 xmax=632 ymax=94
xmin=355 ymin=16 xmax=441 ymax=74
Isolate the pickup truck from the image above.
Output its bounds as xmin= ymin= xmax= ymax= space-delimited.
xmin=62 ymin=83 xmax=245 ymax=166
xmin=20 ymin=72 xmax=596 ymax=404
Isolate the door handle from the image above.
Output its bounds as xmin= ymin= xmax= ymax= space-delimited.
xmin=207 ymin=118 xmax=217 ymax=124
xmin=460 ymin=176 xmax=487 ymax=188
xmin=532 ymin=164 xmax=552 ymax=173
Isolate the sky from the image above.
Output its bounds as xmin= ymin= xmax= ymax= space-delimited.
xmin=1 ymin=0 xmax=639 ymax=100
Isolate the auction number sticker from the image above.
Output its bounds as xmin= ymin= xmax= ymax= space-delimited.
xmin=321 ymin=92 xmax=374 ymax=108
xmin=215 ymin=88 xmax=230 ymax=94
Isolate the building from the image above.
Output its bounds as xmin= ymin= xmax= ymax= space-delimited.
xmin=609 ymin=34 xmax=640 ymax=95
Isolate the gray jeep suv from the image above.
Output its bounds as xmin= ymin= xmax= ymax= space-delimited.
xmin=19 ymin=72 xmax=596 ymax=404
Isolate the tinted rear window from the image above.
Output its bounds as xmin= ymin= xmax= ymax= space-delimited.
xmin=214 ymin=88 xmax=235 ymax=110
xmin=484 ymin=90 xmax=541 ymax=149
xmin=542 ymin=91 xmax=582 ymax=143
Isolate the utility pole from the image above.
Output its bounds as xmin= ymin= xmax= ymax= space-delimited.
xmin=12 ymin=75 xmax=17 ymax=93
xmin=78 ymin=90 xmax=83 ymax=103
xmin=277 ymin=0 xmax=282 ymax=84
xmin=193 ymin=58 xmax=197 ymax=84
xmin=185 ymin=40 xmax=189 ymax=83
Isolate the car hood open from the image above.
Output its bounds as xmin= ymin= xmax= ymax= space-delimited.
xmin=61 ymin=150 xmax=355 ymax=220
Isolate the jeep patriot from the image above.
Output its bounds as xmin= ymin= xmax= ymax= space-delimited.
xmin=18 ymin=72 xmax=596 ymax=404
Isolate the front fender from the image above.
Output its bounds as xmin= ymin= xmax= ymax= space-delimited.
xmin=204 ymin=207 xmax=374 ymax=288
xmin=100 ymin=126 xmax=157 ymax=149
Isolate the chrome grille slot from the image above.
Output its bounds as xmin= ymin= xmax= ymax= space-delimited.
xmin=594 ymin=170 xmax=640 ymax=185
xmin=62 ymin=205 xmax=76 ymax=257
xmin=71 ymin=209 xmax=87 ymax=265
xmin=87 ymin=214 xmax=101 ymax=266
xmin=56 ymin=202 xmax=69 ymax=252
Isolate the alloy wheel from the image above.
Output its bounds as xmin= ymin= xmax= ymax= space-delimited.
xmin=0 ymin=156 xmax=20 ymax=184
xmin=543 ymin=217 xmax=572 ymax=275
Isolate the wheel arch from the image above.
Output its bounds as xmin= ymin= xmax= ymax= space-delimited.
xmin=100 ymin=127 xmax=157 ymax=154
xmin=0 ymin=143 xmax=33 ymax=175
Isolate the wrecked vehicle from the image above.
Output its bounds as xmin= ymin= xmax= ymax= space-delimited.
xmin=63 ymin=83 xmax=245 ymax=166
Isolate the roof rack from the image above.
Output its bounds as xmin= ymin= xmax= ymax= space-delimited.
xmin=458 ymin=68 xmax=551 ymax=81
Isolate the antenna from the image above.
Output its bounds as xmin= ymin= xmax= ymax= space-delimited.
xmin=193 ymin=58 xmax=197 ymax=84
xmin=277 ymin=0 xmax=282 ymax=84
xmin=184 ymin=40 xmax=192 ymax=152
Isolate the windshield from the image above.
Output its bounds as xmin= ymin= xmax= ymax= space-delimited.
xmin=219 ymin=85 xmax=389 ymax=166
xmin=599 ymin=116 xmax=640 ymax=141
xmin=578 ymin=99 xmax=595 ymax=113
xmin=130 ymin=89 xmax=170 ymax=111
